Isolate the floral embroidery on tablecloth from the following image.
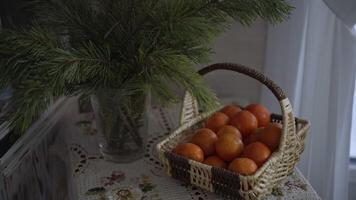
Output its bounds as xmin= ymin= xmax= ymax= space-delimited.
xmin=285 ymin=173 xmax=307 ymax=192
xmin=85 ymin=187 xmax=106 ymax=196
xmin=85 ymin=172 xmax=161 ymax=200
xmin=271 ymin=172 xmax=308 ymax=197
xmin=101 ymin=171 xmax=126 ymax=187
xmin=112 ymin=186 xmax=143 ymax=200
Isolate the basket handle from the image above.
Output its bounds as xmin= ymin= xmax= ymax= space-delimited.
xmin=180 ymin=63 xmax=297 ymax=145
xmin=198 ymin=63 xmax=287 ymax=100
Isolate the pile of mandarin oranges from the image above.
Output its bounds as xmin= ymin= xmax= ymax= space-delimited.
xmin=173 ymin=103 xmax=282 ymax=176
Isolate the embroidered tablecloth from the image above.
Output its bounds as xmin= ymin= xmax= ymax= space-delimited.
xmin=62 ymin=101 xmax=320 ymax=200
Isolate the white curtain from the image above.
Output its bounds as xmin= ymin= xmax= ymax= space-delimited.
xmin=260 ymin=0 xmax=356 ymax=199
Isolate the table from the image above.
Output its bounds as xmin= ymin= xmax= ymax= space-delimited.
xmin=62 ymin=101 xmax=320 ymax=200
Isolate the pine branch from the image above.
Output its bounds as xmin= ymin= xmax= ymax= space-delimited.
xmin=8 ymin=79 xmax=54 ymax=133
xmin=0 ymin=0 xmax=292 ymax=133
xmin=0 ymin=25 xmax=61 ymax=87
xmin=214 ymin=0 xmax=293 ymax=25
xmin=146 ymin=48 xmax=219 ymax=110
xmin=45 ymin=43 xmax=116 ymax=90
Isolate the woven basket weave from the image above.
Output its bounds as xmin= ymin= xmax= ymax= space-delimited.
xmin=156 ymin=63 xmax=310 ymax=200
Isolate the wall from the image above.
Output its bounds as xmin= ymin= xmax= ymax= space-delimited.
xmin=202 ymin=19 xmax=267 ymax=105
xmin=350 ymin=182 xmax=356 ymax=200
xmin=349 ymin=165 xmax=356 ymax=200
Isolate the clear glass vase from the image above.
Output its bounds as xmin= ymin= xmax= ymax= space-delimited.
xmin=90 ymin=90 xmax=151 ymax=163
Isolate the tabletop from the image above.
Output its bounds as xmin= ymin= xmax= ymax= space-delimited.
xmin=61 ymin=100 xmax=321 ymax=200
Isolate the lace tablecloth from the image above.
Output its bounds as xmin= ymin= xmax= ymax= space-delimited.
xmin=63 ymin=102 xmax=320 ymax=200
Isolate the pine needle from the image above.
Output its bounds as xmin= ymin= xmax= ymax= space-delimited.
xmin=0 ymin=0 xmax=292 ymax=134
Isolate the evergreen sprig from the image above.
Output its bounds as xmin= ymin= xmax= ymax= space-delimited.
xmin=0 ymin=0 xmax=292 ymax=134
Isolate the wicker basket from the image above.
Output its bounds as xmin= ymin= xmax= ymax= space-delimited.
xmin=156 ymin=63 xmax=310 ymax=200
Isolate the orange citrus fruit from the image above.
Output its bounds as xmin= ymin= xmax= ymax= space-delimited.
xmin=190 ymin=128 xmax=218 ymax=156
xmin=245 ymin=103 xmax=270 ymax=127
xmin=173 ymin=143 xmax=204 ymax=162
xmin=215 ymin=136 xmax=244 ymax=162
xmin=217 ymin=125 xmax=242 ymax=140
xmin=220 ymin=105 xmax=241 ymax=118
xmin=229 ymin=110 xmax=258 ymax=138
xmin=258 ymin=123 xmax=282 ymax=151
xmin=205 ymin=112 xmax=229 ymax=132
xmin=245 ymin=127 xmax=264 ymax=145
xmin=228 ymin=158 xmax=258 ymax=175
xmin=242 ymin=142 xmax=271 ymax=167
xmin=203 ymin=155 xmax=227 ymax=169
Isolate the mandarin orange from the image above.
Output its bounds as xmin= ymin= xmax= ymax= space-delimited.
xmin=228 ymin=158 xmax=258 ymax=175
xmin=220 ymin=105 xmax=241 ymax=118
xmin=245 ymin=103 xmax=270 ymax=127
xmin=242 ymin=142 xmax=271 ymax=167
xmin=215 ymin=136 xmax=244 ymax=162
xmin=229 ymin=110 xmax=258 ymax=138
xmin=205 ymin=112 xmax=229 ymax=132
xmin=217 ymin=125 xmax=242 ymax=140
xmin=173 ymin=143 xmax=204 ymax=162
xmin=258 ymin=123 xmax=282 ymax=151
xmin=190 ymin=128 xmax=218 ymax=156
xmin=203 ymin=155 xmax=227 ymax=169
xmin=245 ymin=127 xmax=264 ymax=145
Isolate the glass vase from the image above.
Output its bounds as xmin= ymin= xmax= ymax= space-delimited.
xmin=90 ymin=89 xmax=151 ymax=163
